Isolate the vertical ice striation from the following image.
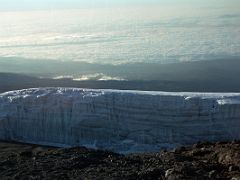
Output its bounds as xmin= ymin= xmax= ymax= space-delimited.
xmin=0 ymin=88 xmax=240 ymax=153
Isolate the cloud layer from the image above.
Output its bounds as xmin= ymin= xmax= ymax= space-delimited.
xmin=0 ymin=5 xmax=239 ymax=64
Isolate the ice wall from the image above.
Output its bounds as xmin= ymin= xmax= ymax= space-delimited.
xmin=0 ymin=88 xmax=240 ymax=153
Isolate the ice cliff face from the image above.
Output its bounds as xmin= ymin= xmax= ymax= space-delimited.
xmin=0 ymin=88 xmax=240 ymax=153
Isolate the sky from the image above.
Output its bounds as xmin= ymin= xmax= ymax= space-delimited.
xmin=0 ymin=0 xmax=240 ymax=11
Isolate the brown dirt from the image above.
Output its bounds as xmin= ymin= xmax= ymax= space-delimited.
xmin=0 ymin=141 xmax=239 ymax=180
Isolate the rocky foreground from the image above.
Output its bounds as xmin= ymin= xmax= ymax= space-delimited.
xmin=0 ymin=141 xmax=239 ymax=180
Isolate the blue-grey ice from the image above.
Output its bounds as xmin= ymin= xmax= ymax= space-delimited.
xmin=0 ymin=88 xmax=240 ymax=153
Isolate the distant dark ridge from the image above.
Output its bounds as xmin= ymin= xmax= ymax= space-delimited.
xmin=0 ymin=57 xmax=240 ymax=93
xmin=0 ymin=73 xmax=240 ymax=93
xmin=0 ymin=56 xmax=240 ymax=81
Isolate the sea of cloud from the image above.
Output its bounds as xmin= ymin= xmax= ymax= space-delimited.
xmin=0 ymin=6 xmax=239 ymax=65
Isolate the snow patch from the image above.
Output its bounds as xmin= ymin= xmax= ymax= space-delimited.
xmin=52 ymin=73 xmax=126 ymax=81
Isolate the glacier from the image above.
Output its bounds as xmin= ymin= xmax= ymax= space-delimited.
xmin=0 ymin=88 xmax=240 ymax=153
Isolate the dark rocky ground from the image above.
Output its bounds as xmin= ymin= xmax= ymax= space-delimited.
xmin=0 ymin=141 xmax=239 ymax=180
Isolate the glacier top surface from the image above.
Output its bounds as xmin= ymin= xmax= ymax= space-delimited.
xmin=1 ymin=88 xmax=240 ymax=105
